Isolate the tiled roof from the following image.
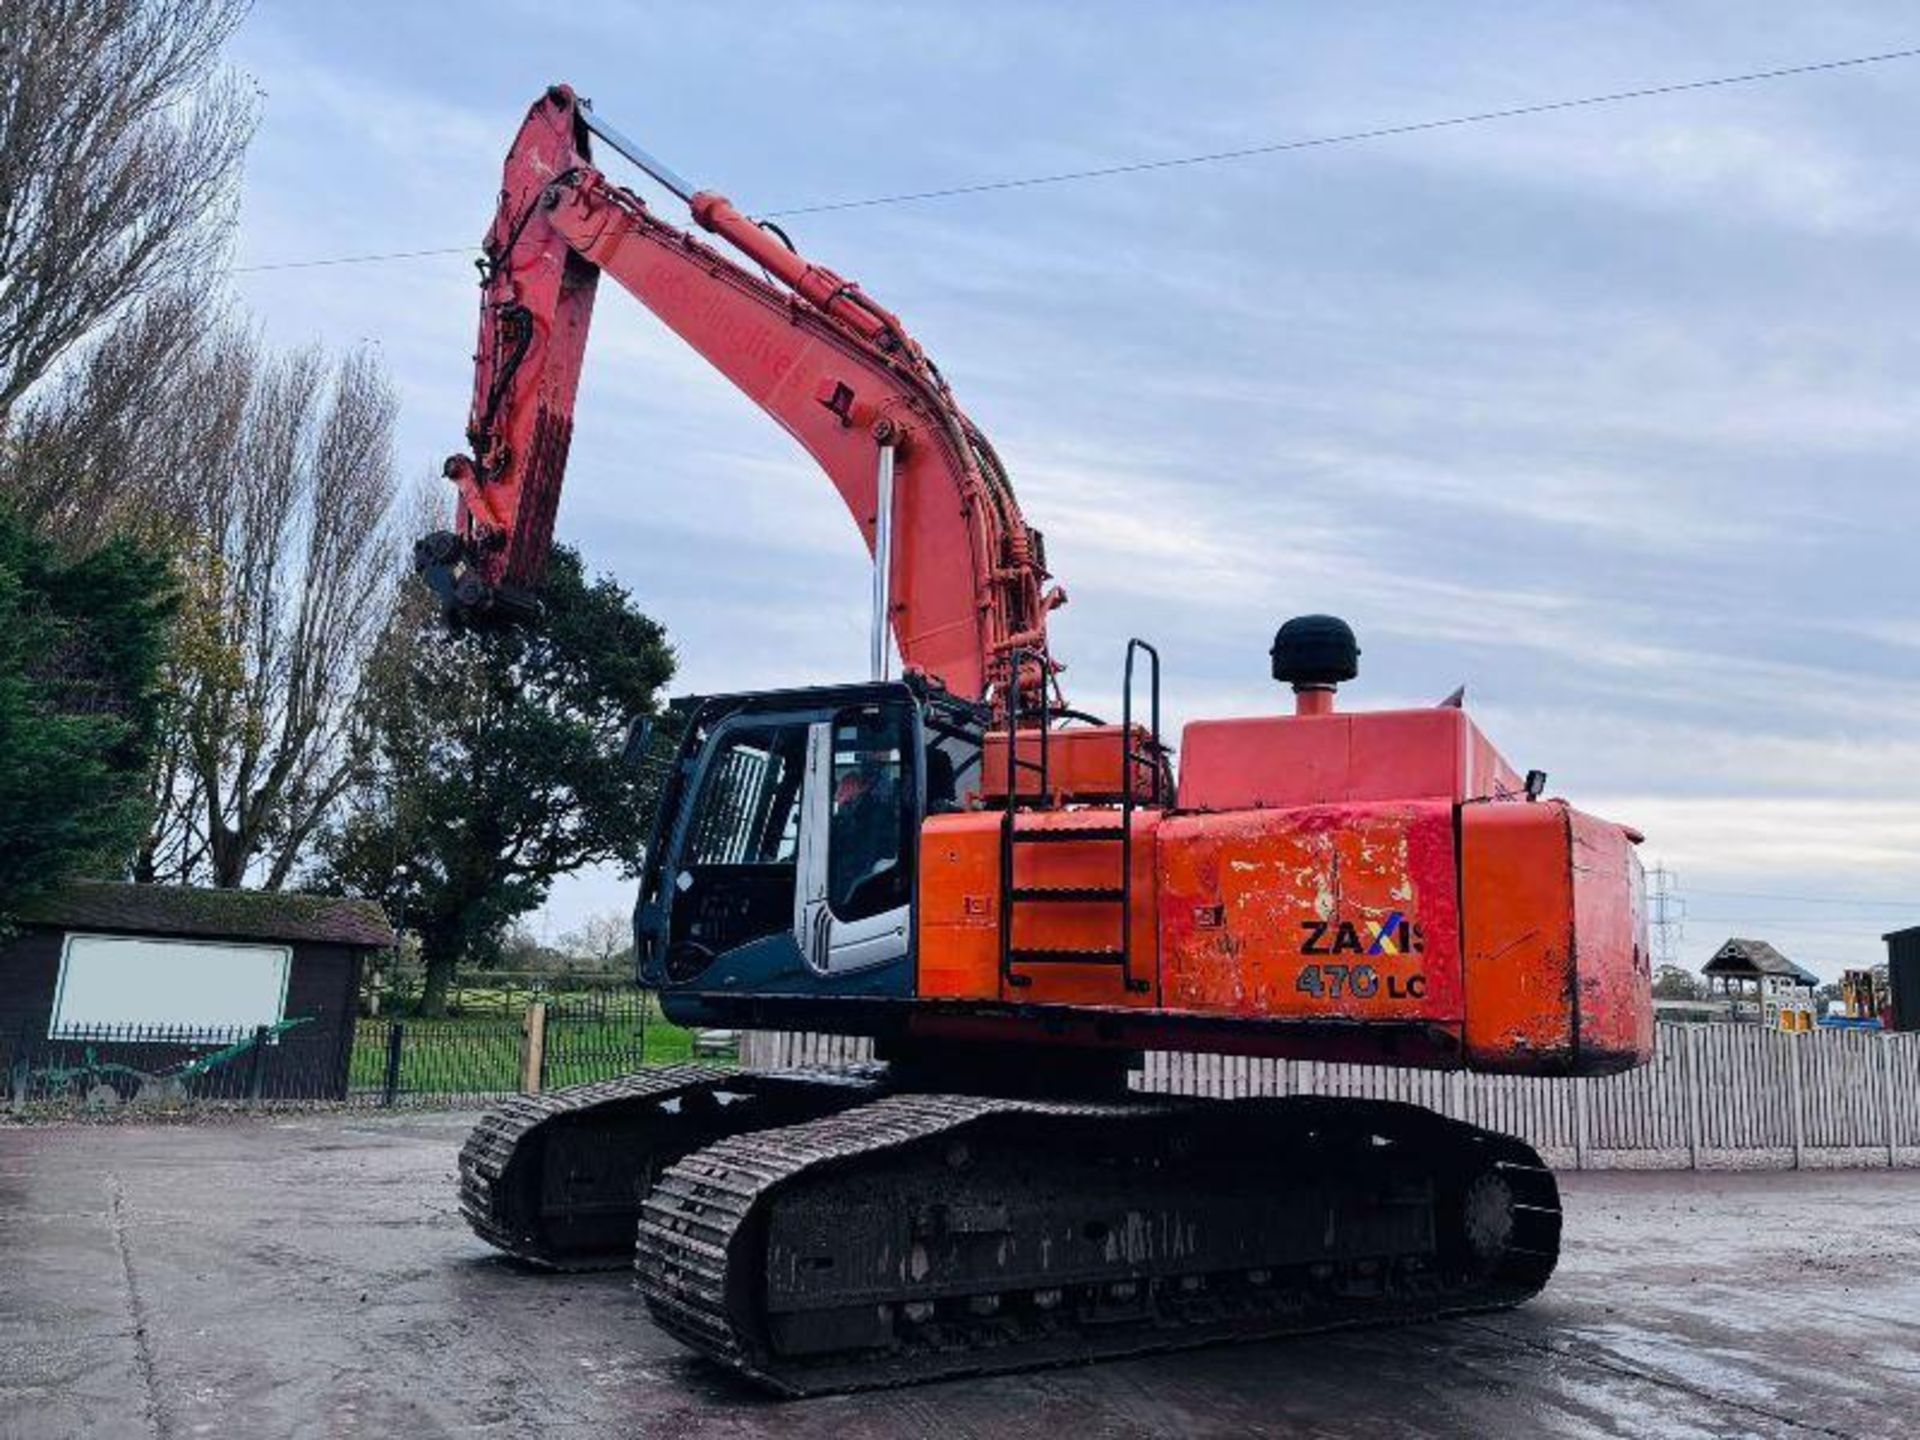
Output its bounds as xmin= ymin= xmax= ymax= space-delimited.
xmin=1703 ymin=938 xmax=1819 ymax=986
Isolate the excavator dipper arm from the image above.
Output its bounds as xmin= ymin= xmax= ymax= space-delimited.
xmin=419 ymin=85 xmax=1060 ymax=707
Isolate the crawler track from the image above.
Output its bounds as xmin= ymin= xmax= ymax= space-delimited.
xmin=636 ymin=1092 xmax=1559 ymax=1394
xmin=458 ymin=1065 xmax=885 ymax=1270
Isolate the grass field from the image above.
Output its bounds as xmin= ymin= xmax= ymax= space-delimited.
xmin=346 ymin=997 xmax=716 ymax=1097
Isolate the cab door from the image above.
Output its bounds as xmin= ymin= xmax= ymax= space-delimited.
xmin=793 ymin=702 xmax=916 ymax=976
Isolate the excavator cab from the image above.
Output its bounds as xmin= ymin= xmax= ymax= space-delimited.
xmin=634 ymin=681 xmax=986 ymax=1020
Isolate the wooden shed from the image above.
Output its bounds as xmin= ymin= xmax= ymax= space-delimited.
xmin=1 ymin=882 xmax=392 ymax=1102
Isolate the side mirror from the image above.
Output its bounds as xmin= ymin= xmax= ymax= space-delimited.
xmin=1524 ymin=769 xmax=1548 ymax=802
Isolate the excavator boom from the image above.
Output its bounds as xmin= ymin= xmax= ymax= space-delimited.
xmin=418 ymin=85 xmax=1058 ymax=708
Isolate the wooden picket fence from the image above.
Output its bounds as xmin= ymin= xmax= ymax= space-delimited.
xmin=741 ymin=1023 xmax=1920 ymax=1171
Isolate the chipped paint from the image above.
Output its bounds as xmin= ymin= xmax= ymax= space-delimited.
xmin=1158 ymin=801 xmax=1459 ymax=1024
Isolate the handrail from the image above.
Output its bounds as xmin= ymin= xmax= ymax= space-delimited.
xmin=998 ymin=645 xmax=1051 ymax=988
xmin=1119 ymin=638 xmax=1162 ymax=994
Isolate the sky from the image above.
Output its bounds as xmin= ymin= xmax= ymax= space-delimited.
xmin=220 ymin=1 xmax=1919 ymax=976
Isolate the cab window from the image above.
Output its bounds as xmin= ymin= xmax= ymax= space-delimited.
xmin=686 ymin=725 xmax=804 ymax=866
xmin=668 ymin=722 xmax=808 ymax=969
xmin=827 ymin=707 xmax=913 ymax=922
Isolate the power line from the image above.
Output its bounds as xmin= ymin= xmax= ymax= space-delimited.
xmin=229 ymin=44 xmax=1920 ymax=276
xmin=1685 ymin=915 xmax=1898 ymax=928
xmin=1685 ymin=887 xmax=1913 ymax=910
xmin=233 ymin=245 xmax=470 ymax=275
xmin=764 ymin=45 xmax=1920 ymax=217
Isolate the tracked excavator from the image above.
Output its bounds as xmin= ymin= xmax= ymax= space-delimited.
xmin=417 ymin=86 xmax=1655 ymax=1394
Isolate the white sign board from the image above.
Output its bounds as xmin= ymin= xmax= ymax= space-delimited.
xmin=50 ymin=934 xmax=292 ymax=1039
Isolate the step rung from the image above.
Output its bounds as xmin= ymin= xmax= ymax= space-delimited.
xmin=1009 ymin=826 xmax=1126 ymax=843
xmin=1007 ymin=947 xmax=1129 ymax=966
xmin=1009 ymin=886 xmax=1125 ymax=903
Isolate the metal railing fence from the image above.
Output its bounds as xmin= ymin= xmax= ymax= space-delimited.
xmin=5 ymin=997 xmax=732 ymax=1114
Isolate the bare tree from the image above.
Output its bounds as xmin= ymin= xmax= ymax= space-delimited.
xmin=0 ymin=1 xmax=400 ymax=894
xmin=143 ymin=334 xmax=405 ymax=888
xmin=560 ymin=911 xmax=635 ymax=972
xmin=0 ymin=0 xmax=254 ymax=423
xmin=3 ymin=309 xmax=407 ymax=890
xmin=0 ymin=287 xmax=238 ymax=551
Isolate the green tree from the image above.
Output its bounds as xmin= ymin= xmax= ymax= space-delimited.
xmin=0 ymin=506 xmax=175 ymax=922
xmin=314 ymin=549 xmax=673 ymax=1015
xmin=1652 ymin=964 xmax=1703 ymax=1001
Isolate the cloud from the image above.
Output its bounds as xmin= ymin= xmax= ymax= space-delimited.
xmin=218 ymin=3 xmax=1920 ymax=956
xmin=1590 ymin=794 xmax=1917 ymax=897
xmin=1433 ymin=114 xmax=1906 ymax=238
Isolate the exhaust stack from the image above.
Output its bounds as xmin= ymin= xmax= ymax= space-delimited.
xmin=1271 ymin=614 xmax=1359 ymax=716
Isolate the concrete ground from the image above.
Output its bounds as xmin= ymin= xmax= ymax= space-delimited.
xmin=2 ymin=1114 xmax=1917 ymax=1440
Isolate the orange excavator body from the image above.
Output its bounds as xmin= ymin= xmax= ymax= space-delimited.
xmin=423 ymin=85 xmax=1654 ymax=1083
xmin=921 ymin=697 xmax=1651 ymax=1075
